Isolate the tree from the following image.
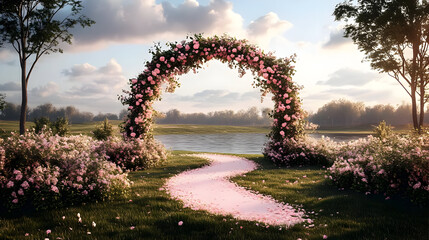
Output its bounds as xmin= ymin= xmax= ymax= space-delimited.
xmin=0 ymin=93 xmax=5 ymax=112
xmin=334 ymin=0 xmax=429 ymax=133
xmin=0 ymin=0 xmax=94 ymax=134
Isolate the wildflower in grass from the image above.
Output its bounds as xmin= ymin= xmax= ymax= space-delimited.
xmin=46 ymin=229 xmax=51 ymax=234
xmin=323 ymin=235 xmax=328 ymax=239
xmin=178 ymin=221 xmax=183 ymax=226
xmin=130 ymin=226 xmax=135 ymax=230
xmin=92 ymin=221 xmax=96 ymax=227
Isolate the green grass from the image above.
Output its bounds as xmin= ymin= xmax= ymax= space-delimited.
xmin=1 ymin=152 xmax=427 ymax=240
xmin=0 ymin=120 xmax=270 ymax=138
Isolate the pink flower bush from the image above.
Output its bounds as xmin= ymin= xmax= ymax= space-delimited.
xmin=95 ymin=137 xmax=168 ymax=171
xmin=120 ymin=34 xmax=304 ymax=159
xmin=265 ymin=132 xmax=428 ymax=204
xmin=0 ymin=129 xmax=131 ymax=211
xmin=328 ymin=134 xmax=428 ymax=205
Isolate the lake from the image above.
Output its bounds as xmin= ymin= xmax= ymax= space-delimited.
xmin=155 ymin=133 xmax=370 ymax=154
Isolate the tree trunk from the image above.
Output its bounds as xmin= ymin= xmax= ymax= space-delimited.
xmin=411 ymin=85 xmax=419 ymax=131
xmin=19 ymin=60 xmax=27 ymax=135
xmin=419 ymin=80 xmax=425 ymax=133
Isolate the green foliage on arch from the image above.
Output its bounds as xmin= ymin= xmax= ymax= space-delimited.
xmin=120 ymin=34 xmax=305 ymax=160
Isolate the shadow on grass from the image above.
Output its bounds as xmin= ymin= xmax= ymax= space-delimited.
xmin=232 ymin=155 xmax=429 ymax=240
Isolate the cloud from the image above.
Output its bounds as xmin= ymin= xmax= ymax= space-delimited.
xmin=317 ymin=68 xmax=379 ymax=86
xmin=63 ymin=59 xmax=127 ymax=96
xmin=0 ymin=81 xmax=20 ymax=91
xmin=323 ymin=28 xmax=352 ymax=49
xmin=0 ymin=49 xmax=16 ymax=65
xmin=62 ymin=63 xmax=97 ymax=77
xmin=68 ymin=0 xmax=290 ymax=50
xmin=30 ymin=82 xmax=60 ymax=97
xmin=247 ymin=12 xmax=292 ymax=47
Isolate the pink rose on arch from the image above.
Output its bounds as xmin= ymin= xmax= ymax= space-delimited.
xmin=193 ymin=43 xmax=200 ymax=49
xmin=170 ymin=57 xmax=175 ymax=62
xmin=160 ymin=56 xmax=165 ymax=62
xmin=185 ymin=45 xmax=190 ymax=51
xmin=263 ymin=73 xmax=269 ymax=79
xmin=130 ymin=132 xmax=136 ymax=138
xmin=131 ymin=78 xmax=137 ymax=84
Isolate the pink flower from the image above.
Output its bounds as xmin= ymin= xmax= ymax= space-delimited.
xmin=130 ymin=132 xmax=136 ymax=138
xmin=131 ymin=78 xmax=137 ymax=84
xmin=12 ymin=198 xmax=18 ymax=204
xmin=160 ymin=56 xmax=165 ymax=62
xmin=280 ymin=131 xmax=285 ymax=136
xmin=193 ymin=43 xmax=200 ymax=49
xmin=46 ymin=229 xmax=51 ymax=235
xmin=6 ymin=181 xmax=14 ymax=188
xmin=413 ymin=182 xmax=421 ymax=189
xmin=130 ymin=226 xmax=135 ymax=230
xmin=178 ymin=221 xmax=183 ymax=226
xmin=253 ymin=56 xmax=259 ymax=62
xmin=263 ymin=73 xmax=269 ymax=79
xmin=323 ymin=235 xmax=328 ymax=239
xmin=185 ymin=45 xmax=190 ymax=51
xmin=51 ymin=185 xmax=59 ymax=193
xmin=170 ymin=57 xmax=175 ymax=62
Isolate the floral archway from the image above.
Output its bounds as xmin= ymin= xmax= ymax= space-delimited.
xmin=120 ymin=34 xmax=305 ymax=161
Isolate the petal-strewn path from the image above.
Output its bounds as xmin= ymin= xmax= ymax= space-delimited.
xmin=164 ymin=154 xmax=307 ymax=226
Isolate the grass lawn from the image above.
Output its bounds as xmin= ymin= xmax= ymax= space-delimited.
xmin=1 ymin=151 xmax=427 ymax=240
xmin=0 ymin=120 xmax=270 ymax=138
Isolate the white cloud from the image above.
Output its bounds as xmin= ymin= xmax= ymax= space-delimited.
xmin=247 ymin=12 xmax=292 ymax=47
xmin=69 ymin=0 xmax=291 ymax=51
xmin=323 ymin=28 xmax=353 ymax=49
xmin=0 ymin=81 xmax=20 ymax=91
xmin=62 ymin=63 xmax=97 ymax=77
xmin=317 ymin=68 xmax=380 ymax=86
xmin=154 ymin=89 xmax=273 ymax=113
xmin=63 ymin=59 xmax=127 ymax=96
xmin=0 ymin=49 xmax=15 ymax=65
xmin=30 ymin=82 xmax=60 ymax=97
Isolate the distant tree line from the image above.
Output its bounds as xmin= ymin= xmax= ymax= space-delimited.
xmin=308 ymin=99 xmax=429 ymax=128
xmin=0 ymin=102 xmax=127 ymax=124
xmin=156 ymin=107 xmax=272 ymax=126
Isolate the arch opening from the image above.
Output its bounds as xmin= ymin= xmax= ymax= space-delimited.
xmin=120 ymin=34 xmax=305 ymax=160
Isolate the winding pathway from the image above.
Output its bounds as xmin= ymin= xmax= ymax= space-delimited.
xmin=164 ymin=154 xmax=308 ymax=227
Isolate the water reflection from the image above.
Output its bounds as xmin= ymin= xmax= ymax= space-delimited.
xmin=155 ymin=133 xmax=268 ymax=154
xmin=155 ymin=133 xmax=370 ymax=154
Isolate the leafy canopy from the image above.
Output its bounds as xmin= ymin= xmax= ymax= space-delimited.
xmin=334 ymin=0 xmax=428 ymax=80
xmin=0 ymin=0 xmax=94 ymax=56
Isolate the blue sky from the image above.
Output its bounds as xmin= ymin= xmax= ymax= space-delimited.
xmin=0 ymin=0 xmax=409 ymax=115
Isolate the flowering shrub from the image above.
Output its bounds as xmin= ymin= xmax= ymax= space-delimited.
xmin=93 ymin=118 xmax=114 ymax=140
xmin=96 ymin=137 xmax=168 ymax=171
xmin=329 ymin=134 xmax=428 ymax=205
xmin=264 ymin=136 xmax=339 ymax=166
xmin=0 ymin=129 xmax=131 ymax=211
xmin=266 ymin=132 xmax=429 ymax=204
xmin=120 ymin=34 xmax=305 ymax=158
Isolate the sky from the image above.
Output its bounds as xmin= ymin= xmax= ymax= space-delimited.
xmin=0 ymin=0 xmax=410 ymax=115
